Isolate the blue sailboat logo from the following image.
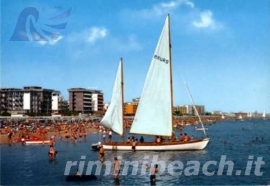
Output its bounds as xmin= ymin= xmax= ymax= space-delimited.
xmin=10 ymin=7 xmax=71 ymax=42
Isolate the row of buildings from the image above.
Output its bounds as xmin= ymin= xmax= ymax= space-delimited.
xmin=0 ymin=87 xmax=104 ymax=115
xmin=0 ymin=86 xmax=205 ymax=116
xmin=122 ymin=98 xmax=205 ymax=116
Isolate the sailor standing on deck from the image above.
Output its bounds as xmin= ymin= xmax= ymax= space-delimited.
xmin=180 ymin=133 xmax=184 ymax=142
xmin=140 ymin=136 xmax=144 ymax=143
xmin=109 ymin=130 xmax=112 ymax=143
xmin=184 ymin=133 xmax=190 ymax=142
xmin=102 ymin=130 xmax=106 ymax=143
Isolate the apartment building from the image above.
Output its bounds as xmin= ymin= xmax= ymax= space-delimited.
xmin=58 ymin=96 xmax=69 ymax=112
xmin=175 ymin=105 xmax=205 ymax=115
xmin=0 ymin=88 xmax=24 ymax=113
xmin=23 ymin=86 xmax=54 ymax=114
xmin=68 ymin=88 xmax=103 ymax=114
xmin=0 ymin=86 xmax=58 ymax=114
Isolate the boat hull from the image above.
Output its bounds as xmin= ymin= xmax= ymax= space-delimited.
xmin=195 ymin=127 xmax=208 ymax=131
xmin=102 ymin=138 xmax=210 ymax=151
xmin=26 ymin=140 xmax=50 ymax=144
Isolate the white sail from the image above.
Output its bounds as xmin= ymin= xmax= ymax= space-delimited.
xmin=101 ymin=59 xmax=123 ymax=136
xmin=130 ymin=15 xmax=172 ymax=136
xmin=262 ymin=111 xmax=266 ymax=118
xmin=221 ymin=114 xmax=225 ymax=119
xmin=239 ymin=115 xmax=243 ymax=120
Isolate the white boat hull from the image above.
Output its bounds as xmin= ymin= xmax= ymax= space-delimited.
xmin=102 ymin=138 xmax=210 ymax=151
xmin=26 ymin=140 xmax=50 ymax=144
xmin=195 ymin=127 xmax=208 ymax=131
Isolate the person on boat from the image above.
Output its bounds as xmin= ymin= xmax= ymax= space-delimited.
xmin=156 ymin=136 xmax=161 ymax=143
xmin=140 ymin=136 xmax=144 ymax=143
xmin=99 ymin=145 xmax=105 ymax=162
xmin=161 ymin=136 xmax=166 ymax=142
xmin=150 ymin=164 xmax=158 ymax=183
xmin=172 ymin=132 xmax=176 ymax=142
xmin=102 ymin=130 xmax=106 ymax=143
xmin=108 ymin=130 xmax=112 ymax=143
xmin=184 ymin=133 xmax=190 ymax=142
xmin=179 ymin=133 xmax=184 ymax=142
xmin=127 ymin=137 xmax=131 ymax=143
xmin=99 ymin=126 xmax=102 ymax=133
xmin=114 ymin=157 xmax=120 ymax=179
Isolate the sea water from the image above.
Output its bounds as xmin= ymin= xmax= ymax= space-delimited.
xmin=1 ymin=119 xmax=270 ymax=185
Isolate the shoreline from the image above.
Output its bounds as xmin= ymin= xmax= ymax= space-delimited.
xmin=1 ymin=115 xmax=262 ymax=145
xmin=0 ymin=128 xmax=99 ymax=145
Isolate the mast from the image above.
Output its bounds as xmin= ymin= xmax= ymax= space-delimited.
xmin=184 ymin=82 xmax=207 ymax=136
xmin=121 ymin=58 xmax=125 ymax=142
xmin=168 ymin=14 xmax=174 ymax=136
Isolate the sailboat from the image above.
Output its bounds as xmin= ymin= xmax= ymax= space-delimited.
xmin=262 ymin=111 xmax=266 ymax=119
xmin=238 ymin=114 xmax=243 ymax=121
xmin=101 ymin=15 xmax=209 ymax=151
xmin=221 ymin=114 xmax=225 ymax=119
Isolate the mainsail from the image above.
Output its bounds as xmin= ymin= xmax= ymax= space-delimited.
xmin=130 ymin=15 xmax=172 ymax=136
xmin=101 ymin=59 xmax=123 ymax=136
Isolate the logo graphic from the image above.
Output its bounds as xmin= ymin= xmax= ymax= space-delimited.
xmin=10 ymin=7 xmax=71 ymax=43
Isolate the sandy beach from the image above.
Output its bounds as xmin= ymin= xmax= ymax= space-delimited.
xmin=0 ymin=128 xmax=99 ymax=144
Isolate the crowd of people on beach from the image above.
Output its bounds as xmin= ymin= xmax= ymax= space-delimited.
xmin=0 ymin=115 xmax=223 ymax=141
xmin=1 ymin=119 xmax=104 ymax=145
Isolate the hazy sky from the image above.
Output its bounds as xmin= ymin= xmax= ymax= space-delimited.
xmin=1 ymin=0 xmax=269 ymax=113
